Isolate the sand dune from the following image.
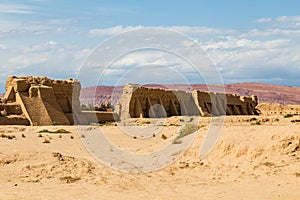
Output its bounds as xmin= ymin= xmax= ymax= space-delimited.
xmin=0 ymin=116 xmax=299 ymax=199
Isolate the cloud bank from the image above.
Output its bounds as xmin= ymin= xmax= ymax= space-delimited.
xmin=0 ymin=15 xmax=300 ymax=92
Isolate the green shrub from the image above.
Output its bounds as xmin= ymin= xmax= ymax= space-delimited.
xmin=284 ymin=114 xmax=293 ymax=118
xmin=177 ymin=124 xmax=199 ymax=139
xmin=38 ymin=129 xmax=70 ymax=134
xmin=173 ymin=123 xmax=199 ymax=144
xmin=38 ymin=129 xmax=50 ymax=133
xmin=251 ymin=121 xmax=261 ymax=125
xmin=81 ymin=103 xmax=113 ymax=111
xmin=53 ymin=129 xmax=70 ymax=133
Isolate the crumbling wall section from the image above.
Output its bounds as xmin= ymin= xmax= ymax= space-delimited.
xmin=2 ymin=76 xmax=81 ymax=125
xmin=257 ymin=103 xmax=300 ymax=116
xmin=116 ymin=84 xmax=258 ymax=120
xmin=193 ymin=91 xmax=258 ymax=116
xmin=115 ymin=84 xmax=199 ymax=120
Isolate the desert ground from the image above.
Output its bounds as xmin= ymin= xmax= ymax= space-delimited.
xmin=0 ymin=115 xmax=299 ymax=200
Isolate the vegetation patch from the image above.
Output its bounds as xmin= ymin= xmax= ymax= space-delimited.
xmin=291 ymin=119 xmax=300 ymax=123
xmin=1 ymin=133 xmax=16 ymax=140
xmin=251 ymin=121 xmax=261 ymax=125
xmin=284 ymin=114 xmax=294 ymax=118
xmin=81 ymin=103 xmax=113 ymax=112
xmin=38 ymin=129 xmax=70 ymax=134
xmin=173 ymin=123 xmax=199 ymax=144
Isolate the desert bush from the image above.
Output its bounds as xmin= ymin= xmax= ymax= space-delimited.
xmin=81 ymin=103 xmax=113 ymax=111
xmin=177 ymin=124 xmax=199 ymax=139
xmin=105 ymin=121 xmax=116 ymax=126
xmin=7 ymin=135 xmax=15 ymax=140
xmin=172 ymin=139 xmax=182 ymax=144
xmin=38 ymin=129 xmax=50 ymax=133
xmin=173 ymin=123 xmax=199 ymax=144
xmin=53 ymin=129 xmax=70 ymax=133
xmin=251 ymin=121 xmax=261 ymax=125
xmin=284 ymin=114 xmax=293 ymax=118
xmin=38 ymin=129 xmax=70 ymax=134
xmin=0 ymin=134 xmax=16 ymax=140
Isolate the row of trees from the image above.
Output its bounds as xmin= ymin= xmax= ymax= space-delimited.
xmin=80 ymin=103 xmax=113 ymax=111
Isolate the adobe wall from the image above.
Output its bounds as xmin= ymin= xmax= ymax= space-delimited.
xmin=0 ymin=102 xmax=30 ymax=125
xmin=193 ymin=91 xmax=258 ymax=116
xmin=115 ymin=84 xmax=199 ymax=121
xmin=1 ymin=75 xmax=116 ymax=125
xmin=116 ymin=84 xmax=258 ymax=120
xmin=257 ymin=103 xmax=300 ymax=116
xmin=2 ymin=76 xmax=81 ymax=125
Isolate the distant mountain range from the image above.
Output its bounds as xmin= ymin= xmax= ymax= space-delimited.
xmin=1 ymin=83 xmax=298 ymax=105
xmin=80 ymin=82 xmax=300 ymax=106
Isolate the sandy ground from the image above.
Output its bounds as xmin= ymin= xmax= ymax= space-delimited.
xmin=0 ymin=115 xmax=299 ymax=200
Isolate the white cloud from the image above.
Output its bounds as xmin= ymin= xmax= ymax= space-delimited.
xmin=89 ymin=26 xmax=144 ymax=36
xmin=168 ymin=26 xmax=237 ymax=35
xmin=0 ymin=44 xmax=7 ymax=50
xmin=256 ymin=17 xmax=272 ymax=23
xmin=203 ymin=37 xmax=290 ymax=50
xmin=8 ymin=55 xmax=47 ymax=66
xmin=89 ymin=25 xmax=237 ymax=37
xmin=1 ymin=20 xmax=300 ymax=90
xmin=276 ymin=16 xmax=300 ymax=22
xmin=24 ymin=41 xmax=58 ymax=52
xmin=74 ymin=48 xmax=91 ymax=61
xmin=0 ymin=4 xmax=35 ymax=14
xmin=240 ymin=28 xmax=300 ymax=38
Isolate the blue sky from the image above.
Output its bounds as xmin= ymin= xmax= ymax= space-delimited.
xmin=0 ymin=0 xmax=300 ymax=91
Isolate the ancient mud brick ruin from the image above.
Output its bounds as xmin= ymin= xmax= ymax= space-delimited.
xmin=0 ymin=76 xmax=116 ymax=125
xmin=0 ymin=76 xmax=259 ymax=126
xmin=0 ymin=76 xmax=81 ymax=125
xmin=257 ymin=103 xmax=300 ymax=116
xmin=115 ymin=84 xmax=199 ymax=121
xmin=115 ymin=84 xmax=258 ymax=120
xmin=193 ymin=91 xmax=258 ymax=116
